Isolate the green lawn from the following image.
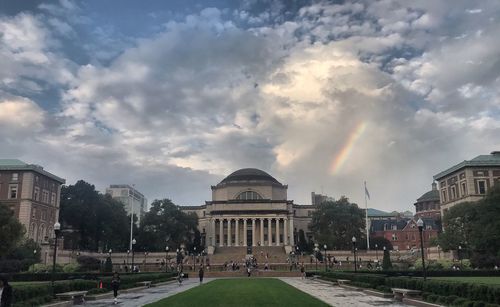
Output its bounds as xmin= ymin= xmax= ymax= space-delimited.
xmin=430 ymin=277 xmax=500 ymax=286
xmin=146 ymin=278 xmax=328 ymax=307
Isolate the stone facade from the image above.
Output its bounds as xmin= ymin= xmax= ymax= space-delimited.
xmin=414 ymin=182 xmax=441 ymax=219
xmin=180 ymin=168 xmax=314 ymax=253
xmin=434 ymin=151 xmax=500 ymax=216
xmin=0 ymin=159 xmax=65 ymax=243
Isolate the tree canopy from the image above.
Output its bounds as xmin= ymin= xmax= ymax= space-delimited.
xmin=135 ymin=199 xmax=199 ymax=252
xmin=59 ymin=180 xmax=131 ymax=251
xmin=308 ymin=197 xmax=365 ymax=250
xmin=437 ymin=185 xmax=500 ymax=268
xmin=0 ymin=203 xmax=25 ymax=257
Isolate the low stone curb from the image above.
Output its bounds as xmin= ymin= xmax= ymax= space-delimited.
xmin=362 ymin=289 xmax=393 ymax=298
xmin=85 ymin=291 xmax=114 ymax=301
xmin=403 ymin=298 xmax=443 ymax=307
xmin=338 ymin=284 xmax=364 ymax=291
xmin=41 ymin=300 xmax=72 ymax=307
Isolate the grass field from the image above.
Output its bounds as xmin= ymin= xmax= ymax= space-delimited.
xmin=145 ymin=278 xmax=328 ymax=307
xmin=430 ymin=277 xmax=500 ymax=286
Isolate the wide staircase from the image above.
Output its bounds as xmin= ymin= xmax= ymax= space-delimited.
xmin=209 ymin=246 xmax=288 ymax=264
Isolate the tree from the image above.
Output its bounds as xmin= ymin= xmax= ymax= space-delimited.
xmin=308 ymin=197 xmax=365 ymax=250
xmin=437 ymin=185 xmax=500 ymax=268
xmin=0 ymin=203 xmax=25 ymax=257
xmin=135 ymin=199 xmax=198 ymax=252
xmin=60 ymin=180 xmax=131 ymax=252
xmin=368 ymin=236 xmax=393 ymax=250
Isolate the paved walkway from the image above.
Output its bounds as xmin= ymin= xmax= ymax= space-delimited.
xmin=86 ymin=278 xmax=213 ymax=306
xmin=280 ymin=278 xmax=409 ymax=306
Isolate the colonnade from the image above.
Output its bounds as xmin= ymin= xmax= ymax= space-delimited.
xmin=208 ymin=217 xmax=295 ymax=247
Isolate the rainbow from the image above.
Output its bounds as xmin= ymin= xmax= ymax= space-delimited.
xmin=330 ymin=122 xmax=368 ymax=174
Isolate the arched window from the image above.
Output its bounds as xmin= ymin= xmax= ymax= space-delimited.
xmin=38 ymin=224 xmax=45 ymax=243
xmin=235 ymin=191 xmax=263 ymax=200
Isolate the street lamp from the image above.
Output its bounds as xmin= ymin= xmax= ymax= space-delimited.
xmin=193 ymin=246 xmax=197 ymax=270
xmin=126 ymin=250 xmax=130 ymax=270
xmin=131 ymin=238 xmax=136 ymax=273
xmin=352 ymin=236 xmax=357 ymax=273
xmin=165 ymin=246 xmax=170 ymax=272
xmin=323 ymin=244 xmax=328 ymax=272
xmin=458 ymin=245 xmax=463 ymax=267
xmin=52 ymin=222 xmax=61 ymax=298
xmin=31 ymin=249 xmax=37 ymax=272
xmin=375 ymin=244 xmax=378 ymax=260
xmin=144 ymin=252 xmax=149 ymax=271
xmin=417 ymin=218 xmax=427 ymax=281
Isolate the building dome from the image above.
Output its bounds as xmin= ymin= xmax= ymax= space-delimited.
xmin=219 ymin=168 xmax=280 ymax=184
xmin=416 ymin=182 xmax=440 ymax=203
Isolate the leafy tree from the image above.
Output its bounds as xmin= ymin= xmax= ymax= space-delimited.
xmin=437 ymin=185 xmax=500 ymax=268
xmin=297 ymin=229 xmax=311 ymax=253
xmin=308 ymin=197 xmax=365 ymax=250
xmin=368 ymin=236 xmax=393 ymax=250
xmin=382 ymin=248 xmax=392 ymax=270
xmin=0 ymin=203 xmax=25 ymax=257
xmin=7 ymin=239 xmax=41 ymax=264
xmin=135 ymin=199 xmax=198 ymax=252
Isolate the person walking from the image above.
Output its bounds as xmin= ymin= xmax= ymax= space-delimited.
xmin=0 ymin=275 xmax=13 ymax=307
xmin=198 ymin=267 xmax=204 ymax=283
xmin=300 ymin=264 xmax=305 ymax=279
xmin=111 ymin=272 xmax=121 ymax=305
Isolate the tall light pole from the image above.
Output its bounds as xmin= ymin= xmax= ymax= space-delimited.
xmin=323 ymin=244 xmax=328 ymax=271
xmin=458 ymin=245 xmax=463 ymax=267
xmin=193 ymin=246 xmax=197 ymax=270
xmin=352 ymin=236 xmax=357 ymax=273
xmin=131 ymin=238 xmax=136 ymax=273
xmin=52 ymin=222 xmax=61 ymax=298
xmin=129 ymin=185 xmax=135 ymax=252
xmin=417 ymin=218 xmax=426 ymax=281
xmin=314 ymin=244 xmax=319 ymax=271
xmin=165 ymin=246 xmax=169 ymax=272
xmin=375 ymin=244 xmax=378 ymax=261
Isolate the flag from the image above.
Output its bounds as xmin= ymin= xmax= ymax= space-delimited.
xmin=364 ymin=181 xmax=370 ymax=200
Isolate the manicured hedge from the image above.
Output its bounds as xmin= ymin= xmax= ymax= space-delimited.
xmin=9 ymin=271 xmax=169 ymax=282
xmin=316 ymin=272 xmax=500 ymax=305
xmin=357 ymin=270 xmax=500 ymax=278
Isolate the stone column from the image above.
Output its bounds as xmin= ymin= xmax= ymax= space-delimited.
xmin=235 ymin=219 xmax=239 ymax=247
xmin=283 ymin=218 xmax=288 ymax=245
xmin=219 ymin=219 xmax=223 ymax=247
xmin=276 ymin=218 xmax=280 ymax=246
xmin=243 ymin=219 xmax=248 ymax=246
xmin=252 ymin=219 xmax=256 ymax=246
xmin=268 ymin=218 xmax=273 ymax=246
xmin=289 ymin=217 xmax=295 ymax=246
xmin=259 ymin=218 xmax=264 ymax=246
xmin=211 ymin=219 xmax=216 ymax=246
xmin=227 ymin=218 xmax=232 ymax=247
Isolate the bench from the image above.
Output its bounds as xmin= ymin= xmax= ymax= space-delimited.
xmin=136 ymin=281 xmax=152 ymax=288
xmin=55 ymin=291 xmax=88 ymax=305
xmin=391 ymin=288 xmax=422 ymax=301
xmin=337 ymin=279 xmax=351 ymax=285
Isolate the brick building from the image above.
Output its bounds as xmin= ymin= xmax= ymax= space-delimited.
xmin=370 ymin=217 xmax=439 ymax=250
xmin=414 ymin=182 xmax=441 ymax=219
xmin=0 ymin=159 xmax=65 ymax=243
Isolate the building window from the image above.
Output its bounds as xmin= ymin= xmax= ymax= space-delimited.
xmin=392 ymin=234 xmax=397 ymax=241
xmin=34 ymin=187 xmax=40 ymax=201
xmin=51 ymin=192 xmax=56 ymax=205
xmin=12 ymin=173 xmax=18 ymax=181
xmin=477 ymin=180 xmax=487 ymax=194
xmin=441 ymin=190 xmax=447 ymax=202
xmin=461 ymin=182 xmax=467 ymax=197
xmin=35 ymin=176 xmax=39 ymax=183
xmin=32 ymin=208 xmax=36 ymax=218
xmin=392 ymin=225 xmax=397 ymax=230
xmin=450 ymin=186 xmax=457 ymax=199
xmin=9 ymin=185 xmax=18 ymax=199
xmin=236 ymin=191 xmax=263 ymax=200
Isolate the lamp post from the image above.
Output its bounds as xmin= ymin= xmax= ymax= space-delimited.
xmin=31 ymin=249 xmax=37 ymax=272
xmin=193 ymin=246 xmax=197 ymax=270
xmin=375 ymin=244 xmax=378 ymax=261
xmin=51 ymin=222 xmax=61 ymax=298
xmin=144 ymin=252 xmax=148 ymax=271
xmin=165 ymin=246 xmax=169 ymax=272
xmin=323 ymin=244 xmax=328 ymax=272
xmin=458 ymin=245 xmax=463 ymax=267
xmin=437 ymin=245 xmax=441 ymax=259
xmin=314 ymin=243 xmax=319 ymax=271
xmin=417 ymin=218 xmax=427 ymax=281
xmin=352 ymin=236 xmax=357 ymax=273
xmin=126 ymin=250 xmax=130 ymax=270
xmin=131 ymin=239 xmax=136 ymax=273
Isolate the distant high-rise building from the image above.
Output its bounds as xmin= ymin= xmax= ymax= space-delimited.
xmin=311 ymin=192 xmax=334 ymax=205
xmin=0 ymin=159 xmax=65 ymax=243
xmin=106 ymin=184 xmax=147 ymax=223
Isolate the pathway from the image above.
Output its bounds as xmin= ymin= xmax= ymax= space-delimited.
xmin=85 ymin=278 xmax=213 ymax=306
xmin=280 ymin=278 xmax=409 ymax=306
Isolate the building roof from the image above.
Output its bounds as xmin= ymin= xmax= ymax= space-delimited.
xmin=366 ymin=208 xmax=396 ymax=217
xmin=434 ymin=151 xmax=500 ymax=180
xmin=371 ymin=217 xmax=439 ymax=232
xmin=416 ymin=189 xmax=440 ymax=202
xmin=0 ymin=159 xmax=65 ymax=183
xmin=219 ymin=168 xmax=281 ymax=185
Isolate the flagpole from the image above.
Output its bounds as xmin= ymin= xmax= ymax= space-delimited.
xmin=365 ymin=181 xmax=370 ymax=250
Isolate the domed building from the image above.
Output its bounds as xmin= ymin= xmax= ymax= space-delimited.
xmin=414 ymin=182 xmax=441 ymax=219
xmin=181 ymin=168 xmax=315 ymax=254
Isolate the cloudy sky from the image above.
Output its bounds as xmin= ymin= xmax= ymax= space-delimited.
xmin=1 ymin=0 xmax=499 ymax=211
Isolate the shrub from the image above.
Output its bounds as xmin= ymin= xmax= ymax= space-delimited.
xmin=77 ymin=255 xmax=101 ymax=271
xmin=63 ymin=263 xmax=80 ymax=273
